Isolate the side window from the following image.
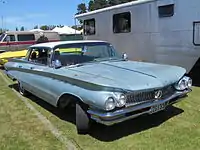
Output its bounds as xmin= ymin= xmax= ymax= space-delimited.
xmin=113 ymin=12 xmax=131 ymax=34
xmin=193 ymin=21 xmax=200 ymax=46
xmin=3 ymin=35 xmax=16 ymax=42
xmin=83 ymin=19 xmax=96 ymax=35
xmin=28 ymin=47 xmax=51 ymax=65
xmin=17 ymin=34 xmax=35 ymax=41
xmin=158 ymin=4 xmax=174 ymax=18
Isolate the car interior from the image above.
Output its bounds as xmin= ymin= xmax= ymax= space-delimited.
xmin=28 ymin=48 xmax=49 ymax=65
xmin=53 ymin=50 xmax=95 ymax=66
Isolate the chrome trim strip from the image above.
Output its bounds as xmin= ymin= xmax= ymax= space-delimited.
xmin=88 ymin=89 xmax=191 ymax=125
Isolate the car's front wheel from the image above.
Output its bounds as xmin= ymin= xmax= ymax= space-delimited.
xmin=18 ymin=81 xmax=29 ymax=96
xmin=76 ymin=102 xmax=91 ymax=134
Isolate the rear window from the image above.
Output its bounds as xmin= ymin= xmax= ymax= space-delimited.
xmin=17 ymin=34 xmax=35 ymax=41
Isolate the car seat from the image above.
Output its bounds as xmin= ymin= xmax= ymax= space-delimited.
xmin=30 ymin=51 xmax=37 ymax=60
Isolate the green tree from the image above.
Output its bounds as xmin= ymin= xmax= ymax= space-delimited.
xmin=40 ymin=25 xmax=49 ymax=30
xmin=76 ymin=3 xmax=87 ymax=15
xmin=88 ymin=0 xmax=108 ymax=11
xmin=88 ymin=0 xmax=95 ymax=11
xmin=77 ymin=0 xmax=136 ymax=14
xmin=20 ymin=26 xmax=25 ymax=31
xmin=108 ymin=0 xmax=122 ymax=6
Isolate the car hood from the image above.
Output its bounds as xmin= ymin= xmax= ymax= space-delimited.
xmin=61 ymin=60 xmax=186 ymax=91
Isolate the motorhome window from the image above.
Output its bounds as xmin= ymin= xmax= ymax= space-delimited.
xmin=83 ymin=19 xmax=96 ymax=35
xmin=3 ymin=35 xmax=15 ymax=42
xmin=193 ymin=22 xmax=200 ymax=46
xmin=158 ymin=4 xmax=174 ymax=17
xmin=113 ymin=12 xmax=131 ymax=33
xmin=17 ymin=34 xmax=35 ymax=41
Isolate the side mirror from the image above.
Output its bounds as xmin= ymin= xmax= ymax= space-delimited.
xmin=122 ymin=53 xmax=128 ymax=60
xmin=52 ymin=60 xmax=62 ymax=69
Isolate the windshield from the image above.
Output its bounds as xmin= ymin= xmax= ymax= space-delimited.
xmin=53 ymin=42 xmax=121 ymax=66
xmin=0 ymin=34 xmax=5 ymax=42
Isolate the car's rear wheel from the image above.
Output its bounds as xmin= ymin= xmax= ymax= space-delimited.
xmin=18 ymin=81 xmax=29 ymax=96
xmin=76 ymin=102 xmax=91 ymax=134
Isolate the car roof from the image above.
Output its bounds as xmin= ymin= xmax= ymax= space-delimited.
xmin=30 ymin=40 xmax=109 ymax=49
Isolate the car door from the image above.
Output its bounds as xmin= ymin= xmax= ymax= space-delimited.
xmin=21 ymin=46 xmax=56 ymax=105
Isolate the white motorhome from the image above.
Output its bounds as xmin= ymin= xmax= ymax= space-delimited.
xmin=75 ymin=0 xmax=200 ymax=74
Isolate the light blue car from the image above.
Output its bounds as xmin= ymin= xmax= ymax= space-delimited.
xmin=4 ymin=40 xmax=192 ymax=134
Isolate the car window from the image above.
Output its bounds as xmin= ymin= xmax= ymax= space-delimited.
xmin=53 ymin=42 xmax=120 ymax=66
xmin=17 ymin=34 xmax=35 ymax=41
xmin=28 ymin=47 xmax=51 ymax=65
xmin=3 ymin=35 xmax=16 ymax=42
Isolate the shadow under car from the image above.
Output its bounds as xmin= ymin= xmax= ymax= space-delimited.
xmin=9 ymin=83 xmax=184 ymax=142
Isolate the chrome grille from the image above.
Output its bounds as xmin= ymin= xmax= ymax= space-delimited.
xmin=126 ymin=85 xmax=175 ymax=105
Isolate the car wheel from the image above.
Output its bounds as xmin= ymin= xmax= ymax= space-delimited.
xmin=76 ymin=102 xmax=91 ymax=134
xmin=18 ymin=81 xmax=29 ymax=96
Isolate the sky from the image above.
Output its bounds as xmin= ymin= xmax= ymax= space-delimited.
xmin=0 ymin=0 xmax=89 ymax=30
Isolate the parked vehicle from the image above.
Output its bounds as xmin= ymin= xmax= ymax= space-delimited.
xmin=75 ymin=0 xmax=200 ymax=74
xmin=0 ymin=49 xmax=27 ymax=66
xmin=0 ymin=31 xmax=60 ymax=53
xmin=4 ymin=40 xmax=192 ymax=134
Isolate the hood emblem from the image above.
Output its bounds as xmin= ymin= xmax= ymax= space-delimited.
xmin=155 ymin=90 xmax=162 ymax=99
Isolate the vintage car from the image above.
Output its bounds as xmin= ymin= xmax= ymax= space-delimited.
xmin=4 ymin=40 xmax=192 ymax=134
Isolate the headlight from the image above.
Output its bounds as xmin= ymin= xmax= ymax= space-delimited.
xmin=175 ymin=76 xmax=192 ymax=90
xmin=117 ymin=94 xmax=126 ymax=107
xmin=105 ymin=97 xmax=116 ymax=111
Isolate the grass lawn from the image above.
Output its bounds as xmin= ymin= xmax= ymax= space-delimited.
xmin=0 ymin=71 xmax=200 ymax=150
xmin=0 ymin=73 xmax=66 ymax=150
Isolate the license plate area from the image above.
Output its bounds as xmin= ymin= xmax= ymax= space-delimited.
xmin=149 ymin=102 xmax=168 ymax=114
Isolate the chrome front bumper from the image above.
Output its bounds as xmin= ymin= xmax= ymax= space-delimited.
xmin=88 ymin=89 xmax=191 ymax=126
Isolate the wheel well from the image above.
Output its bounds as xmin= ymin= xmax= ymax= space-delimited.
xmin=57 ymin=93 xmax=86 ymax=109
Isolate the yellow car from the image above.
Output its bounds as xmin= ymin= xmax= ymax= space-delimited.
xmin=0 ymin=50 xmax=28 ymax=66
xmin=0 ymin=48 xmax=82 ymax=66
